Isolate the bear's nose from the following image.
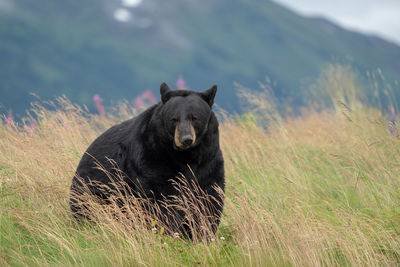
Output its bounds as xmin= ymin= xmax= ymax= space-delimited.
xmin=181 ymin=135 xmax=194 ymax=146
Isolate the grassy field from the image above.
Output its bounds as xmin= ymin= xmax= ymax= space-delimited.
xmin=1 ymin=70 xmax=400 ymax=266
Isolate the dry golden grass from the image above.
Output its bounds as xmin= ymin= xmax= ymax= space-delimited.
xmin=1 ymin=68 xmax=400 ymax=266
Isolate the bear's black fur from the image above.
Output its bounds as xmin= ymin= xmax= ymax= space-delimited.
xmin=70 ymin=83 xmax=225 ymax=237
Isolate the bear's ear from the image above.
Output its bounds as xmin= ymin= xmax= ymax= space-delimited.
xmin=201 ymin=85 xmax=217 ymax=107
xmin=160 ymin=82 xmax=171 ymax=103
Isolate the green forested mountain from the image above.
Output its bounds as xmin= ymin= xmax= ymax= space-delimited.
xmin=1 ymin=0 xmax=399 ymax=117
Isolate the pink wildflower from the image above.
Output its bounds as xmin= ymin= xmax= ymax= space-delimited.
xmin=93 ymin=94 xmax=105 ymax=116
xmin=134 ymin=96 xmax=145 ymax=108
xmin=134 ymin=90 xmax=158 ymax=108
xmin=5 ymin=110 xmax=14 ymax=125
xmin=176 ymin=76 xmax=188 ymax=90
xmin=142 ymin=90 xmax=158 ymax=104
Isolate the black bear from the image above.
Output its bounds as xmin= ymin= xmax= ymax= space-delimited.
xmin=70 ymin=83 xmax=225 ymax=237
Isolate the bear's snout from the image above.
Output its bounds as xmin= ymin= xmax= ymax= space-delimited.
xmin=174 ymin=121 xmax=197 ymax=149
xmin=181 ymin=135 xmax=194 ymax=147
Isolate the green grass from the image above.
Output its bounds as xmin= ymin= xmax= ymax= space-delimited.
xmin=1 ymin=69 xmax=400 ymax=266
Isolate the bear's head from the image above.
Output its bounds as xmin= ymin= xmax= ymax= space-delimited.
xmin=159 ymin=82 xmax=217 ymax=151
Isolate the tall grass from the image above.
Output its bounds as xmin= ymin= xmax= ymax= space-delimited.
xmin=1 ymin=67 xmax=400 ymax=266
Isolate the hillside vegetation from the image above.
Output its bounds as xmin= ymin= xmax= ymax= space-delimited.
xmin=1 ymin=0 xmax=400 ymax=115
xmin=1 ymin=67 xmax=400 ymax=266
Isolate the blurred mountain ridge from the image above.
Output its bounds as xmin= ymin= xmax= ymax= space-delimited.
xmin=1 ymin=0 xmax=399 ymax=117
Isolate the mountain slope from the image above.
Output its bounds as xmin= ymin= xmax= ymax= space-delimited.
xmin=0 ymin=0 xmax=399 ymax=116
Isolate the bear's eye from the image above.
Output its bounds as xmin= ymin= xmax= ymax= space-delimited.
xmin=188 ymin=114 xmax=197 ymax=121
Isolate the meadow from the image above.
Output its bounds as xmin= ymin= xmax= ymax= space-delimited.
xmin=1 ymin=66 xmax=399 ymax=266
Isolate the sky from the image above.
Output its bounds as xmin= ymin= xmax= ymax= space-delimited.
xmin=272 ymin=0 xmax=400 ymax=45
